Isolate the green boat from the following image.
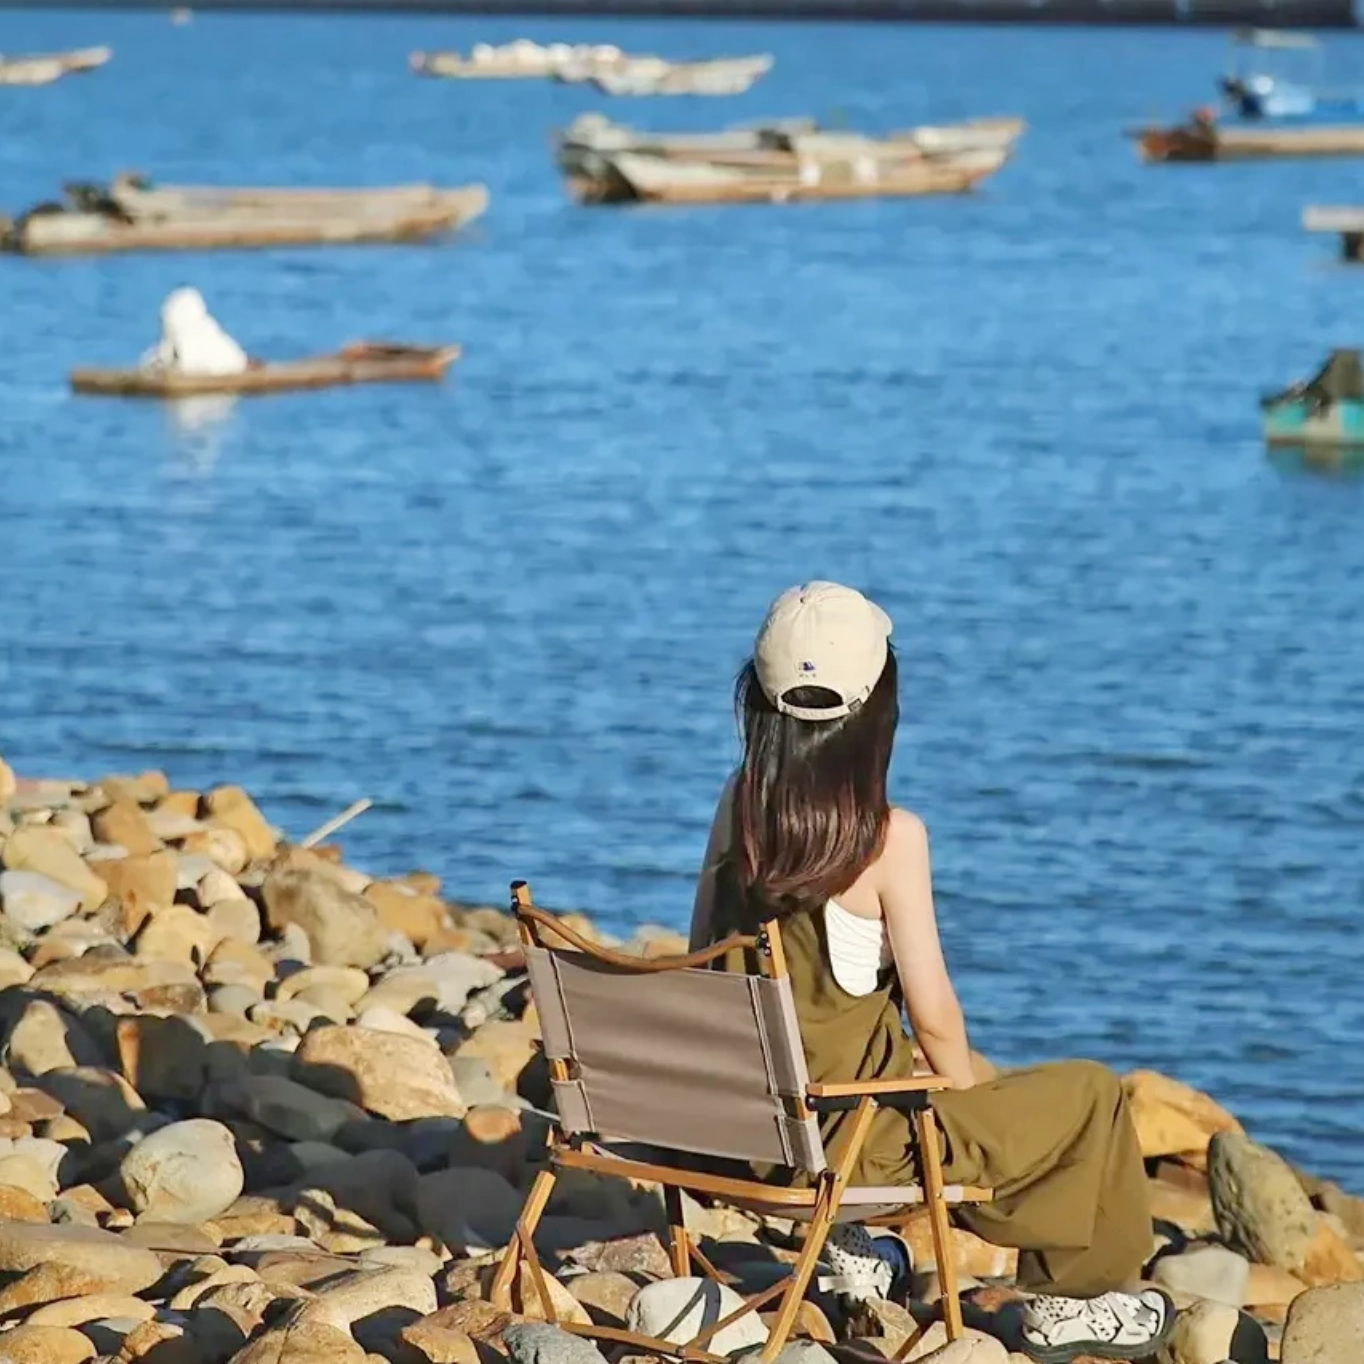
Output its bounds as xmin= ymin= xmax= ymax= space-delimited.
xmin=1262 ymin=349 xmax=1364 ymax=449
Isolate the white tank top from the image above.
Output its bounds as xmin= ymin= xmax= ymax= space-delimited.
xmin=824 ymin=898 xmax=892 ymax=997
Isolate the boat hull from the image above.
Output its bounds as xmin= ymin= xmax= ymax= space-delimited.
xmin=70 ymin=344 xmax=462 ymax=398
xmin=575 ymin=148 xmax=1007 ymax=206
xmin=3 ymin=185 xmax=488 ymax=256
xmin=1263 ymin=397 xmax=1364 ymax=448
xmin=0 ymin=45 xmax=110 ymax=86
xmin=1134 ymin=119 xmax=1364 ymax=162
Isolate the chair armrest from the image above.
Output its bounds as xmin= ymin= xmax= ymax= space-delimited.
xmin=806 ymin=1076 xmax=954 ymax=1098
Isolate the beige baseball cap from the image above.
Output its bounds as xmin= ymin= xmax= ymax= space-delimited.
xmin=754 ymin=582 xmax=893 ymax=721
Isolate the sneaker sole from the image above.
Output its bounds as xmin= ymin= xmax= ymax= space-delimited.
xmin=1019 ymin=1289 xmax=1178 ymax=1364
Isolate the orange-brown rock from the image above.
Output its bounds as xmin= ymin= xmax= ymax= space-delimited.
xmin=91 ymin=801 xmax=163 ymax=857
xmin=117 ymin=1319 xmax=197 ymax=1364
xmin=0 ymin=1260 xmax=117 ymax=1316
xmin=181 ymin=826 xmax=249 ymax=876
xmin=100 ymin=850 xmax=178 ymax=911
xmin=902 ymin=1219 xmax=1019 ymax=1279
xmin=1122 ymin=1070 xmax=1241 ymax=1160
xmin=364 ymin=881 xmax=449 ymax=947
xmin=203 ymin=785 xmax=277 ymax=862
xmin=400 ymin=1322 xmax=481 ymax=1364
xmin=403 ymin=871 xmax=443 ymax=897
xmin=1148 ymin=1175 xmax=1217 ymax=1238
xmin=155 ymin=790 xmax=202 ymax=820
xmin=455 ymin=1020 xmax=537 ymax=1093
xmin=134 ymin=901 xmax=217 ymax=964
xmin=0 ymin=1325 xmax=97 ymax=1363
xmin=95 ymin=771 xmax=170 ymax=806
xmin=1300 ymin=1217 xmax=1364 ymax=1287
xmin=1244 ymin=1261 xmax=1308 ymax=1308
xmin=415 ymin=1301 xmax=515 ymax=1352
xmin=0 ymin=1185 xmax=48 ymax=1222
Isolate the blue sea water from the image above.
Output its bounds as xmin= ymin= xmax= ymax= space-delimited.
xmin=3 ymin=9 xmax=1364 ymax=1185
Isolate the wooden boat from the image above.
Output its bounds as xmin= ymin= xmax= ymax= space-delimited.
xmin=1132 ymin=111 xmax=1364 ymax=162
xmin=2 ymin=181 xmax=488 ymax=256
xmin=574 ymin=146 xmax=1008 ymax=207
xmin=0 ymin=46 xmax=111 ymax=87
xmin=589 ymin=54 xmax=773 ymax=97
xmin=411 ymin=42 xmax=637 ymax=81
xmin=71 ymin=343 xmax=462 ymax=399
xmin=557 ymin=114 xmax=1022 ymax=188
xmin=1261 ymin=350 xmax=1364 ymax=449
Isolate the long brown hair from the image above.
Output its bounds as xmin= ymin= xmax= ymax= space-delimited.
xmin=729 ymin=647 xmax=899 ymax=926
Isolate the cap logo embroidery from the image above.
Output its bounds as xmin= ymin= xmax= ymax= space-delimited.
xmin=800 ymin=661 xmax=816 ymax=672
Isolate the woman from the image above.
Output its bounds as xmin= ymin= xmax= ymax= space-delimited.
xmin=142 ymin=288 xmax=249 ymax=378
xmin=691 ymin=582 xmax=1174 ymax=1364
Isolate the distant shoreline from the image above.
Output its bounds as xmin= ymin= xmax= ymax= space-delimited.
xmin=0 ymin=0 xmax=1354 ymax=27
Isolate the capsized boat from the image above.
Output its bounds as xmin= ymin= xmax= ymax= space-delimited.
xmin=71 ymin=343 xmax=462 ymax=399
xmin=0 ymin=45 xmax=111 ymax=87
xmin=574 ymin=145 xmax=1008 ymax=207
xmin=588 ymin=54 xmax=773 ymax=97
xmin=1261 ymin=349 xmax=1364 ymax=448
xmin=2 ymin=177 xmax=489 ymax=255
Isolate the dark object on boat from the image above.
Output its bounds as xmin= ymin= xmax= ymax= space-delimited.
xmin=70 ymin=343 xmax=462 ymax=398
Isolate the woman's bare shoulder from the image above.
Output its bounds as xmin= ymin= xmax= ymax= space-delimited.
xmin=886 ymin=806 xmax=929 ymax=849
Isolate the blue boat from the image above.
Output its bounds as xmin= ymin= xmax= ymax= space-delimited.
xmin=1262 ymin=350 xmax=1364 ymax=449
xmin=1219 ymin=29 xmax=1364 ymax=124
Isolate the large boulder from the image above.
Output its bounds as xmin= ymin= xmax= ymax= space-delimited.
xmin=0 ymin=827 xmax=107 ymax=911
xmin=293 ymin=1025 xmax=465 ymax=1121
xmin=1281 ymin=1283 xmax=1364 ymax=1364
xmin=0 ymin=870 xmax=82 ymax=932
xmin=120 ymin=1118 xmax=244 ymax=1223
xmin=0 ymin=1223 xmax=164 ymax=1292
xmin=222 ymin=1074 xmax=367 ymax=1143
xmin=1210 ymin=1131 xmax=1317 ymax=1271
xmin=1122 ymin=1070 xmax=1241 ymax=1159
xmin=625 ymin=1279 xmax=767 ymax=1355
xmin=1150 ymin=1243 xmax=1249 ymax=1307
xmin=262 ymin=866 xmax=387 ymax=969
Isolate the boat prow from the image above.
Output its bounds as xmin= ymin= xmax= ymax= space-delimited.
xmin=70 ymin=343 xmax=462 ymax=398
xmin=1262 ymin=349 xmax=1364 ymax=448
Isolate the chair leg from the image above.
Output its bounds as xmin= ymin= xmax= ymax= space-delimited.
xmin=489 ymin=1166 xmax=557 ymax=1311
xmin=758 ymin=1181 xmax=837 ymax=1362
xmin=664 ymin=1185 xmax=691 ymax=1278
xmin=914 ymin=1107 xmax=963 ymax=1342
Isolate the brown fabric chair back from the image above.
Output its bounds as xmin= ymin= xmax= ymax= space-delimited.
xmin=526 ymin=943 xmax=826 ymax=1174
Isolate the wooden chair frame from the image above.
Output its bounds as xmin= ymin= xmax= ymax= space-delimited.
xmin=490 ymin=881 xmax=992 ymax=1362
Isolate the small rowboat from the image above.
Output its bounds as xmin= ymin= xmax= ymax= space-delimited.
xmin=70 ymin=343 xmax=462 ymax=399
xmin=1131 ymin=113 xmax=1364 ymax=162
xmin=0 ymin=45 xmax=111 ymax=87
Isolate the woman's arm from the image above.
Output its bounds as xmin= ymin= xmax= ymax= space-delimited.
xmin=878 ymin=809 xmax=975 ymax=1091
xmin=689 ymin=775 xmax=736 ymax=950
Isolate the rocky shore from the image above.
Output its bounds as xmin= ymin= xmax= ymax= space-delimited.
xmin=0 ymin=753 xmax=1361 ymax=1364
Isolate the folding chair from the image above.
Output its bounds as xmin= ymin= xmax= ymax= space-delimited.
xmin=490 ymin=881 xmax=993 ymax=1362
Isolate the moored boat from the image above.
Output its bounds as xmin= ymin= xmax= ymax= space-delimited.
xmin=1262 ymin=349 xmax=1364 ymax=449
xmin=1133 ymin=114 xmax=1364 ymax=162
xmin=556 ymin=113 xmax=1023 ymax=188
xmin=574 ymin=145 xmax=1008 ymax=207
xmin=411 ymin=41 xmax=638 ymax=81
xmin=588 ymin=54 xmax=773 ymax=97
xmin=0 ymin=45 xmax=111 ymax=87
xmin=1303 ymin=205 xmax=1364 ymax=260
xmin=71 ymin=343 xmax=462 ymax=399
xmin=2 ymin=179 xmax=489 ymax=256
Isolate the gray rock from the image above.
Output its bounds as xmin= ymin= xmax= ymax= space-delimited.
xmin=209 ymin=984 xmax=262 ymax=1017
xmin=1151 ymin=1243 xmax=1250 ymax=1308
xmin=504 ymin=1323 xmax=610 ymax=1364
xmin=386 ymin=953 xmax=502 ymax=1015
xmin=119 ymin=1118 xmax=244 ymax=1223
xmin=415 ymin=1166 xmax=524 ymax=1250
xmin=225 ymin=1074 xmax=367 ymax=1142
xmin=1 ymin=1136 xmax=68 ymax=1187
xmin=447 ymin=1055 xmax=510 ymax=1108
xmin=358 ymin=1245 xmax=443 ymax=1276
xmin=1210 ymin=1131 xmax=1317 ymax=1271
xmin=739 ymin=1344 xmax=837 ymax=1364
xmin=262 ymin=867 xmax=387 ymax=970
xmin=1282 ymin=1283 xmax=1364 ymax=1364
xmin=625 ymin=1279 xmax=768 ymax=1355
xmin=0 ymin=870 xmax=83 ymax=931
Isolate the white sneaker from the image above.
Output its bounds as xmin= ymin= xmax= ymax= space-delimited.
xmin=1020 ymin=1288 xmax=1175 ymax=1363
xmin=818 ymin=1223 xmax=912 ymax=1304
